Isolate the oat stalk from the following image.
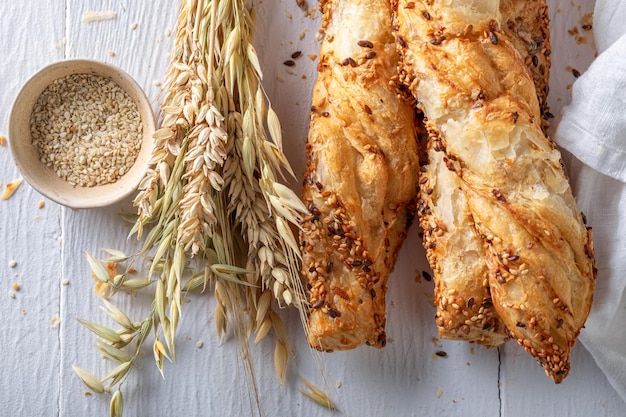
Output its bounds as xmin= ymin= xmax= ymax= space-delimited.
xmin=76 ymin=0 xmax=308 ymax=415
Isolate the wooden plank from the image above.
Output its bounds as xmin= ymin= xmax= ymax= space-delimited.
xmin=0 ymin=2 xmax=66 ymax=416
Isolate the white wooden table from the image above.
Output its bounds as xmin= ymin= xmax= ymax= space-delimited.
xmin=1 ymin=1 xmax=624 ymax=416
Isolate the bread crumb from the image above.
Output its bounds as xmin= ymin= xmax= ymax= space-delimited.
xmin=12 ymin=282 xmax=20 ymax=291
xmin=38 ymin=200 xmax=45 ymax=209
xmin=299 ymin=31 xmax=306 ymax=40
xmin=50 ymin=315 xmax=61 ymax=329
xmin=307 ymin=54 xmax=317 ymax=61
xmin=81 ymin=11 xmax=117 ymax=23
xmin=131 ymin=22 xmax=138 ymax=30
xmin=196 ymin=340 xmax=204 ymax=348
xmin=436 ymin=388 xmax=443 ymax=398
xmin=21 ymin=308 xmax=26 ymax=315
xmin=432 ymin=337 xmax=442 ymax=347
xmin=34 ymin=215 xmax=40 ymax=222
xmin=54 ymin=43 xmax=60 ymax=49
xmin=0 ymin=135 xmax=5 ymax=145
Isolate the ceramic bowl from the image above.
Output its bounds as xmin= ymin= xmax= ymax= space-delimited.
xmin=8 ymin=59 xmax=155 ymax=209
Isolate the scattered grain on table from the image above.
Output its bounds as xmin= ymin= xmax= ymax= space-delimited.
xmin=8 ymin=291 xmax=15 ymax=299
xmin=195 ymin=340 xmax=204 ymax=348
xmin=107 ymin=50 xmax=116 ymax=57
xmin=62 ymin=279 xmax=70 ymax=286
xmin=37 ymin=200 xmax=45 ymax=209
xmin=1 ymin=178 xmax=23 ymax=200
xmin=50 ymin=315 xmax=61 ymax=329
xmin=436 ymin=388 xmax=443 ymax=398
xmin=81 ymin=11 xmax=117 ymax=23
xmin=8 ymin=260 xmax=17 ymax=268
xmin=12 ymin=282 xmax=20 ymax=291
xmin=0 ymin=135 xmax=5 ymax=145
xmin=130 ymin=22 xmax=138 ymax=30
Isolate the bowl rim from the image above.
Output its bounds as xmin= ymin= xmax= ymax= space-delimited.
xmin=8 ymin=58 xmax=156 ymax=209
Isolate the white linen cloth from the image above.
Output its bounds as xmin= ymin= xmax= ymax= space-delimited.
xmin=554 ymin=0 xmax=626 ymax=402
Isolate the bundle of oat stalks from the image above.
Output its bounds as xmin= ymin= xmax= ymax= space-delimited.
xmin=75 ymin=0 xmax=308 ymax=414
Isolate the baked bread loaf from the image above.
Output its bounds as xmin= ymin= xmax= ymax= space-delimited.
xmin=394 ymin=0 xmax=596 ymax=381
xmin=408 ymin=0 xmax=553 ymax=348
xmin=300 ymin=0 xmax=420 ymax=351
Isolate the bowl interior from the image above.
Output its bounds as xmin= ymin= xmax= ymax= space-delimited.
xmin=9 ymin=59 xmax=155 ymax=209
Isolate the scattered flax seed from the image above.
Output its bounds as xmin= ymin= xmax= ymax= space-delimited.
xmin=8 ymin=260 xmax=17 ymax=268
xmin=130 ymin=22 xmax=138 ymax=30
xmin=50 ymin=315 xmax=61 ymax=329
xmin=195 ymin=340 xmax=204 ymax=348
xmin=572 ymin=68 xmax=581 ymax=78
xmin=1 ymin=178 xmax=23 ymax=200
xmin=291 ymin=51 xmax=302 ymax=59
xmin=283 ymin=59 xmax=296 ymax=67
xmin=435 ymin=350 xmax=447 ymax=357
xmin=38 ymin=200 xmax=45 ymax=209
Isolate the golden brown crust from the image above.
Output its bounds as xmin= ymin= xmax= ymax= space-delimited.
xmin=300 ymin=0 xmax=420 ymax=351
xmin=395 ymin=0 xmax=595 ymax=381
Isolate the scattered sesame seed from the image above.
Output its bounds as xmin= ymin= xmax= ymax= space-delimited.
xmin=8 ymin=291 xmax=15 ymax=299
xmin=38 ymin=200 xmax=45 ymax=209
xmin=153 ymin=80 xmax=162 ymax=87
xmin=130 ymin=22 xmax=138 ymax=30
xmin=8 ymin=260 xmax=17 ymax=268
xmin=61 ymin=279 xmax=70 ymax=286
xmin=196 ymin=340 xmax=204 ymax=348
xmin=165 ymin=29 xmax=172 ymax=37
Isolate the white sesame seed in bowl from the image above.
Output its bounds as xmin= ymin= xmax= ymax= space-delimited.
xmin=8 ymin=59 xmax=156 ymax=209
